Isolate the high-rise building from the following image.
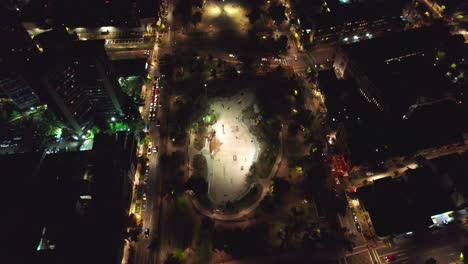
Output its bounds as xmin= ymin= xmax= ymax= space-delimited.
xmin=333 ymin=25 xmax=466 ymax=116
xmin=0 ymin=6 xmax=40 ymax=110
xmin=34 ymin=27 xmax=124 ymax=134
xmin=2 ymin=132 xmax=137 ymax=264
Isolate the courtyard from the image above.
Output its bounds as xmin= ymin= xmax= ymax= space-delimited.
xmin=190 ymin=92 xmax=259 ymax=205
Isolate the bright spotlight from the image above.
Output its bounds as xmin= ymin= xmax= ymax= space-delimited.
xmin=223 ymin=5 xmax=240 ymax=16
xmin=207 ymin=4 xmax=222 ymax=17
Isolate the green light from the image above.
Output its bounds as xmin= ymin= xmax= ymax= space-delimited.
xmin=450 ymin=63 xmax=457 ymax=69
xmin=262 ymin=35 xmax=267 ymax=39
xmin=294 ymin=90 xmax=298 ymax=95
xmin=460 ymin=252 xmax=464 ymax=261
xmin=294 ymin=32 xmax=299 ymax=39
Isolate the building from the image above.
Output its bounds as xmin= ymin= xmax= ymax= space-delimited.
xmin=292 ymin=0 xmax=406 ymax=49
xmin=319 ymin=68 xmax=467 ymax=171
xmin=3 ymin=132 xmax=136 ymax=264
xmin=357 ymin=153 xmax=468 ymax=237
xmin=0 ymin=6 xmax=40 ymax=110
xmin=333 ymin=25 xmax=466 ymax=116
xmin=34 ymin=27 xmax=125 ymax=134
xmin=311 ymin=0 xmax=405 ymax=45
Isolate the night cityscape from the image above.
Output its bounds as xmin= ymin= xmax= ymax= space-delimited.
xmin=1 ymin=0 xmax=468 ymax=263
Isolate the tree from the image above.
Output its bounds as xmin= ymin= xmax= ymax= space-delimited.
xmin=191 ymin=11 xmax=202 ymax=26
xmin=174 ymin=0 xmax=192 ymax=25
xmin=272 ymin=177 xmax=291 ymax=199
xmin=210 ymin=68 xmax=217 ymax=78
xmin=247 ymin=7 xmax=261 ymax=24
xmin=224 ymin=66 xmax=238 ymax=80
xmin=185 ymin=176 xmax=208 ymax=195
xmin=164 ymin=254 xmax=182 ymax=264
xmin=268 ymin=3 xmax=287 ymax=25
xmin=192 ymin=0 xmax=203 ymax=8
xmin=305 ymin=66 xmax=318 ymax=84
xmin=200 ymin=216 xmax=214 ymax=230
xmin=274 ymin=35 xmax=288 ymax=54
xmin=260 ymin=194 xmax=275 ymax=212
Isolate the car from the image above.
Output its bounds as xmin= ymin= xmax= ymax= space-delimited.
xmin=334 ymin=177 xmax=340 ymax=185
xmin=384 ymin=255 xmax=396 ymax=262
xmin=142 ymin=201 xmax=147 ymax=211
xmin=355 ymin=222 xmax=362 ymax=232
xmin=156 ymin=120 xmax=161 ymax=127
xmin=144 ymin=228 xmax=150 ymax=238
xmin=142 ymin=193 xmax=147 ymax=201
xmin=147 ymin=148 xmax=152 ymax=155
xmin=153 ymin=146 xmax=158 ymax=153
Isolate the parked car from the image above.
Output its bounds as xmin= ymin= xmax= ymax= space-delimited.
xmin=384 ymin=255 xmax=396 ymax=262
xmin=144 ymin=228 xmax=150 ymax=238
xmin=355 ymin=222 xmax=362 ymax=232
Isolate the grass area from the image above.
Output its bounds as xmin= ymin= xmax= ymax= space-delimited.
xmin=135 ymin=202 xmax=141 ymax=214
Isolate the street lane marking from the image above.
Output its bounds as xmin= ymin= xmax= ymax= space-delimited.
xmin=346 ymin=248 xmax=369 ymax=256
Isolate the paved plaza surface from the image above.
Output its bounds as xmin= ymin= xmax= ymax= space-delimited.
xmin=205 ymin=92 xmax=259 ymax=204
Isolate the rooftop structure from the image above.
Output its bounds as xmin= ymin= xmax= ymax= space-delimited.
xmin=358 ymin=152 xmax=468 ymax=237
xmin=293 ymin=0 xmax=406 ymax=47
xmin=3 ymin=132 xmax=136 ymax=264
xmin=319 ymin=69 xmax=467 ymax=167
xmin=334 ymin=25 xmax=466 ymax=116
xmin=34 ymin=27 xmax=125 ymax=134
xmin=0 ymin=6 xmax=41 ymax=109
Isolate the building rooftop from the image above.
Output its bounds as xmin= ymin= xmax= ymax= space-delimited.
xmin=340 ymin=25 xmax=466 ymax=115
xmin=320 ymin=69 xmax=467 ymax=165
xmin=314 ymin=0 xmax=404 ymax=27
xmin=297 ymin=0 xmax=405 ymax=28
xmin=358 ymin=163 xmax=460 ymax=236
xmin=3 ymin=132 xmax=135 ymax=264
